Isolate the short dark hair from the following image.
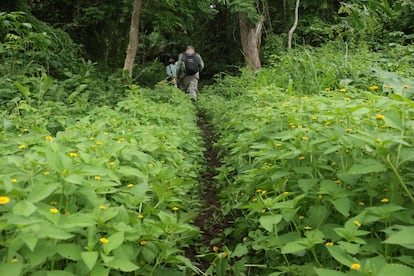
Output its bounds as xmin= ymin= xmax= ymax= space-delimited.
xmin=186 ymin=46 xmax=195 ymax=50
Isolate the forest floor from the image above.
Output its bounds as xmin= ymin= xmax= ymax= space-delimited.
xmin=185 ymin=111 xmax=230 ymax=271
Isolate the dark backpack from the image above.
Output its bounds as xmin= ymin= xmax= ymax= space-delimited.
xmin=183 ymin=53 xmax=199 ymax=75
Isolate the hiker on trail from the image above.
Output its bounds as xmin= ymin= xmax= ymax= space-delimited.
xmin=176 ymin=46 xmax=204 ymax=102
xmin=166 ymin=57 xmax=177 ymax=87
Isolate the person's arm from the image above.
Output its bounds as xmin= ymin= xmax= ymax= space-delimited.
xmin=197 ymin=54 xmax=204 ymax=72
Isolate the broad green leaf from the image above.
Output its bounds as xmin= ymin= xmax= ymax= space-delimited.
xmin=12 ymin=200 xmax=37 ymax=217
xmin=314 ymin=268 xmax=346 ymax=276
xmin=105 ymin=258 xmax=139 ymax=272
xmin=281 ymin=241 xmax=306 ymax=255
xmin=46 ymin=271 xmax=76 ymax=276
xmin=329 ymin=197 xmax=350 ymax=217
xmin=259 ymin=214 xmax=283 ymax=232
xmin=378 ymin=263 xmax=414 ymax=276
xmin=29 ymin=241 xmax=57 ymax=267
xmin=298 ymin=179 xmax=319 ymax=192
xmin=232 ymin=244 xmax=249 ymax=258
xmin=326 ymin=245 xmax=355 ymax=267
xmin=103 ymin=232 xmax=124 ymax=253
xmin=56 ymin=244 xmax=82 ymax=261
xmin=348 ymin=159 xmax=387 ymax=174
xmin=383 ymin=225 xmax=414 ymax=249
xmin=81 ymin=251 xmax=99 ymax=271
xmin=60 ymin=213 xmax=95 ymax=229
xmin=383 ymin=111 xmax=403 ymax=131
xmin=28 ymin=182 xmax=59 ymax=203
xmin=0 ymin=262 xmax=23 ymax=276
xmin=38 ymin=222 xmax=73 ymax=240
xmin=21 ymin=233 xmax=38 ymax=252
xmin=90 ymin=265 xmax=110 ymax=276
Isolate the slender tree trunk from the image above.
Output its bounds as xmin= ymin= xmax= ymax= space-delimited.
xmin=239 ymin=16 xmax=262 ymax=70
xmin=287 ymin=0 xmax=300 ymax=49
xmin=123 ymin=0 xmax=143 ymax=78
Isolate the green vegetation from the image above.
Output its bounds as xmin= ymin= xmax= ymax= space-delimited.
xmin=1 ymin=1 xmax=414 ymax=275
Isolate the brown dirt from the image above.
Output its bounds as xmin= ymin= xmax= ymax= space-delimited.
xmin=185 ymin=112 xmax=226 ymax=271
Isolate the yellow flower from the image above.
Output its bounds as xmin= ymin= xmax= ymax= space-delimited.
xmin=99 ymin=205 xmax=107 ymax=210
xmin=11 ymin=178 xmax=17 ymax=183
xmin=304 ymin=226 xmax=312 ymax=230
xmin=339 ymin=88 xmax=347 ymax=93
xmin=256 ymin=189 xmax=263 ymax=193
xmin=100 ymin=237 xmax=109 ymax=244
xmin=283 ymin=191 xmax=289 ymax=195
xmin=242 ymin=237 xmax=248 ymax=242
xmin=302 ymin=136 xmax=309 ymax=141
xmin=345 ymin=97 xmax=351 ymax=101
xmin=50 ymin=208 xmax=59 ymax=214
xmin=381 ymin=198 xmax=389 ymax=203
xmin=345 ymin=128 xmax=352 ymax=133
xmin=148 ymin=163 xmax=154 ymax=168
xmin=311 ymin=115 xmax=317 ymax=120
xmin=139 ymin=240 xmax=147 ymax=246
xmin=325 ymin=88 xmax=331 ymax=92
xmin=297 ymin=125 xmax=303 ymax=129
xmin=108 ymin=161 xmax=115 ymax=166
xmin=96 ymin=141 xmax=103 ymax=145
xmin=403 ymin=84 xmax=409 ymax=89
xmin=325 ymin=121 xmax=331 ymax=125
xmin=298 ymin=156 xmax=305 ymax=161
xmin=261 ymin=190 xmax=267 ymax=195
xmin=172 ymin=207 xmax=179 ymax=211
xmin=369 ymin=85 xmax=379 ymax=91
xmin=318 ymin=195 xmax=323 ymax=200
xmin=275 ymin=143 xmax=282 ymax=147
xmin=50 ymin=201 xmax=58 ymax=206
xmin=127 ymin=183 xmax=134 ymax=188
xmin=353 ymin=220 xmax=362 ymax=228
xmin=45 ymin=135 xmax=53 ymax=141
xmin=94 ymin=176 xmax=101 ymax=181
xmin=69 ymin=152 xmax=78 ymax=157
xmin=350 ymin=263 xmax=361 ymax=270
xmin=89 ymin=137 xmax=95 ymax=141
xmin=389 ymin=86 xmax=394 ymax=90
xmin=383 ymin=85 xmax=389 ymax=89
xmin=222 ymin=251 xmax=228 ymax=257
xmin=325 ymin=242 xmax=334 ymax=247
xmin=44 ymin=171 xmax=50 ymax=176
xmin=335 ymin=179 xmax=341 ymax=184
xmin=137 ymin=214 xmax=144 ymax=219
xmin=11 ymin=258 xmax=18 ymax=263
xmin=298 ymin=215 xmax=304 ymax=220
xmin=0 ymin=196 xmax=10 ymax=204
xmin=375 ymin=114 xmax=385 ymax=120
xmin=358 ymin=201 xmax=365 ymax=206
xmin=213 ymin=246 xmax=219 ymax=252
xmin=18 ymin=145 xmax=27 ymax=149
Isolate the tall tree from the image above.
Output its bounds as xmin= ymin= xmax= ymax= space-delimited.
xmin=239 ymin=15 xmax=262 ymax=69
xmin=219 ymin=0 xmax=264 ymax=69
xmin=124 ymin=0 xmax=143 ymax=78
xmin=287 ymin=0 xmax=300 ymax=49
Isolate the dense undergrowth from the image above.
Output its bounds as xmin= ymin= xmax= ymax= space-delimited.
xmin=1 ymin=12 xmax=206 ymax=275
xmin=198 ymin=52 xmax=414 ymax=274
xmin=2 ymin=9 xmax=414 ymax=276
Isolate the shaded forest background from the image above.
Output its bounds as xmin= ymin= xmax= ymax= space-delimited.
xmin=2 ymin=0 xmax=414 ymax=80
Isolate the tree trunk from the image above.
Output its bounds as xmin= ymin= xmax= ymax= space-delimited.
xmin=287 ymin=0 xmax=300 ymax=49
xmin=123 ymin=0 xmax=143 ymax=78
xmin=239 ymin=16 xmax=262 ymax=70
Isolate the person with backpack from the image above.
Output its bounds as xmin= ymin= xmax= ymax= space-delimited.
xmin=166 ymin=57 xmax=177 ymax=87
xmin=176 ymin=46 xmax=204 ymax=102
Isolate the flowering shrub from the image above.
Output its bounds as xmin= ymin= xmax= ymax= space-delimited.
xmin=199 ymin=83 xmax=414 ymax=275
xmin=0 ymin=86 xmax=204 ymax=275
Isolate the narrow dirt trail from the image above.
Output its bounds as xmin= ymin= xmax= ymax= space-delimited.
xmin=185 ymin=111 xmax=226 ymax=271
